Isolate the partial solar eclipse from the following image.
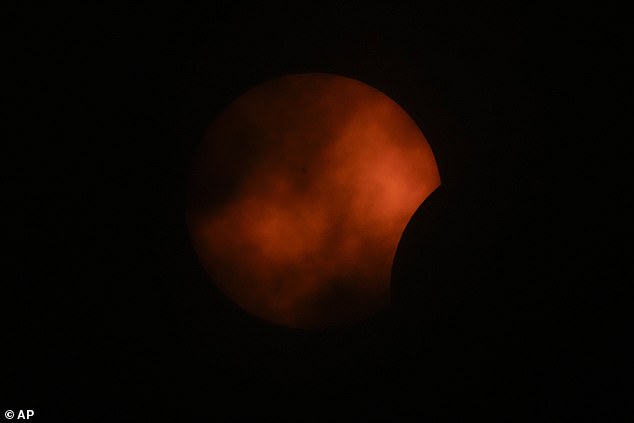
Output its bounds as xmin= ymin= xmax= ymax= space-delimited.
xmin=187 ymin=73 xmax=440 ymax=329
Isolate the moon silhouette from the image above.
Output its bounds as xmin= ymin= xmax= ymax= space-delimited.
xmin=187 ymin=73 xmax=440 ymax=329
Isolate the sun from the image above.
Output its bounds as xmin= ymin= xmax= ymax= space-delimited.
xmin=187 ymin=73 xmax=440 ymax=329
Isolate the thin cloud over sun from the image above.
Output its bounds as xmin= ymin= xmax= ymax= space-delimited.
xmin=187 ymin=73 xmax=440 ymax=329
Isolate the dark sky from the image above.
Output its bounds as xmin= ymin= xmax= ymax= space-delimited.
xmin=6 ymin=3 xmax=629 ymax=421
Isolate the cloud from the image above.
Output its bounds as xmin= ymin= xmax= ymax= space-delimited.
xmin=187 ymin=73 xmax=440 ymax=328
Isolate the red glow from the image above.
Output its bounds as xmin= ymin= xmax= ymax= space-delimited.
xmin=187 ymin=74 xmax=440 ymax=329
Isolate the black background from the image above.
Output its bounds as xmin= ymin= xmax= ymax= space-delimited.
xmin=6 ymin=3 xmax=629 ymax=421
